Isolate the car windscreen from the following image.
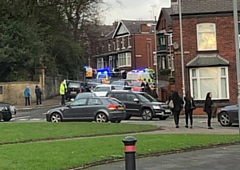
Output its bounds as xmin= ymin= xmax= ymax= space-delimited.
xmin=75 ymin=93 xmax=96 ymax=99
xmin=136 ymin=93 xmax=158 ymax=102
xmin=93 ymin=86 xmax=110 ymax=92
xmin=68 ymin=82 xmax=80 ymax=88
xmin=98 ymin=74 xmax=107 ymax=79
xmin=111 ymin=81 xmax=124 ymax=85
xmin=132 ymin=82 xmax=142 ymax=87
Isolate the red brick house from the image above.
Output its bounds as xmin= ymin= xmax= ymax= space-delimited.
xmin=159 ymin=0 xmax=240 ymax=106
xmin=92 ymin=20 xmax=157 ymax=72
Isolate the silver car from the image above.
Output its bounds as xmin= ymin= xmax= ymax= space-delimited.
xmin=45 ymin=97 xmax=126 ymax=123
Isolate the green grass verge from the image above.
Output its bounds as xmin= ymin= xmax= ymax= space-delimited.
xmin=0 ymin=122 xmax=158 ymax=143
xmin=0 ymin=134 xmax=239 ymax=170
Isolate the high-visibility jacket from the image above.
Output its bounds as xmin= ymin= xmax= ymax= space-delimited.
xmin=60 ymin=83 xmax=65 ymax=95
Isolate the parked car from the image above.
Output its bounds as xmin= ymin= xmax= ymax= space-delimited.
xmin=92 ymin=84 xmax=116 ymax=97
xmin=0 ymin=103 xmax=16 ymax=121
xmin=218 ymin=105 xmax=239 ymax=126
xmin=106 ymin=90 xmax=171 ymax=120
xmin=45 ymin=97 xmax=126 ymax=123
xmin=74 ymin=92 xmax=97 ymax=100
xmin=86 ymin=79 xmax=102 ymax=90
xmin=110 ymin=80 xmax=132 ymax=90
xmin=65 ymin=80 xmax=85 ymax=100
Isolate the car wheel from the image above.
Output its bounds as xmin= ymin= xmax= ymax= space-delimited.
xmin=50 ymin=113 xmax=62 ymax=122
xmin=2 ymin=113 xmax=12 ymax=121
xmin=111 ymin=120 xmax=121 ymax=123
xmin=95 ymin=113 xmax=108 ymax=123
xmin=219 ymin=112 xmax=232 ymax=126
xmin=0 ymin=112 xmax=2 ymax=121
xmin=159 ymin=116 xmax=169 ymax=120
xmin=124 ymin=115 xmax=131 ymax=120
xmin=141 ymin=108 xmax=153 ymax=121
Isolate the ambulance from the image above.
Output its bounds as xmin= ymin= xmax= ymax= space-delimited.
xmin=96 ymin=69 xmax=110 ymax=84
xmin=126 ymin=69 xmax=155 ymax=83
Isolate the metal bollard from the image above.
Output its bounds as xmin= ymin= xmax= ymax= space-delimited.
xmin=122 ymin=136 xmax=137 ymax=170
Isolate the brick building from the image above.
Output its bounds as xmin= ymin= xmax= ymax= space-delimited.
xmin=159 ymin=0 xmax=240 ymax=107
xmin=92 ymin=20 xmax=157 ymax=72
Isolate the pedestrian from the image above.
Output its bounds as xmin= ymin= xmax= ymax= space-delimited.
xmin=141 ymin=81 xmax=145 ymax=92
xmin=35 ymin=85 xmax=42 ymax=105
xmin=23 ymin=86 xmax=30 ymax=106
xmin=150 ymin=85 xmax=158 ymax=100
xmin=203 ymin=92 xmax=214 ymax=129
xmin=145 ymin=83 xmax=151 ymax=95
xmin=184 ymin=92 xmax=196 ymax=129
xmin=60 ymin=80 xmax=66 ymax=105
xmin=171 ymin=91 xmax=184 ymax=128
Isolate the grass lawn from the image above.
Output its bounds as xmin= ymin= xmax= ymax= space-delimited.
xmin=0 ymin=122 xmax=158 ymax=143
xmin=0 ymin=134 xmax=240 ymax=170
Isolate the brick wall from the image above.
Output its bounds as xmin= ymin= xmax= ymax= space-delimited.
xmin=172 ymin=14 xmax=239 ymax=104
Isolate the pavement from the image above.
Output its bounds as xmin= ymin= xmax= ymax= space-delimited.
xmin=15 ymin=95 xmax=62 ymax=111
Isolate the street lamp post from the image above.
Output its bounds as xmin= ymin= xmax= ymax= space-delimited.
xmin=179 ymin=0 xmax=185 ymax=97
xmin=147 ymin=23 xmax=158 ymax=93
xmin=233 ymin=0 xmax=240 ymax=135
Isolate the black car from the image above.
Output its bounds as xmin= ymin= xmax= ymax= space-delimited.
xmin=218 ymin=105 xmax=239 ymax=126
xmin=65 ymin=80 xmax=85 ymax=100
xmin=0 ymin=103 xmax=16 ymax=121
xmin=106 ymin=90 xmax=171 ymax=120
xmin=45 ymin=97 xmax=126 ymax=123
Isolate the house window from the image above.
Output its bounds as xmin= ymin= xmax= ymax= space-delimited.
xmin=97 ymin=58 xmax=104 ymax=69
xmin=116 ymin=38 xmax=119 ymax=50
xmin=167 ymin=34 xmax=173 ymax=46
xmin=109 ymin=56 xmax=112 ymax=68
xmin=128 ymin=36 xmax=131 ymax=48
xmin=197 ymin=23 xmax=217 ymax=51
xmin=117 ymin=52 xmax=131 ymax=67
xmin=122 ymin=37 xmax=125 ymax=49
xmin=160 ymin=56 xmax=167 ymax=69
xmin=0 ymin=86 xmax=3 ymax=94
xmin=101 ymin=45 xmax=105 ymax=53
xmin=113 ymin=41 xmax=116 ymax=50
xmin=108 ymin=42 xmax=111 ymax=51
xmin=168 ymin=55 xmax=174 ymax=71
xmin=159 ymin=34 xmax=166 ymax=46
xmin=190 ymin=67 xmax=229 ymax=100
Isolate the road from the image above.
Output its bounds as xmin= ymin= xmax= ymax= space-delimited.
xmin=11 ymin=107 xmax=240 ymax=131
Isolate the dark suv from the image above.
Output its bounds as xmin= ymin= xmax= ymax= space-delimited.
xmin=106 ymin=90 xmax=171 ymax=120
xmin=65 ymin=80 xmax=85 ymax=100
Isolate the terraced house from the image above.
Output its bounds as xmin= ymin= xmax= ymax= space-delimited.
xmin=161 ymin=0 xmax=240 ymax=106
xmin=92 ymin=20 xmax=157 ymax=72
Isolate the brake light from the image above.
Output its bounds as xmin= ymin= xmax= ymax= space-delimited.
xmin=80 ymin=88 xmax=82 ymax=92
xmin=108 ymin=104 xmax=117 ymax=110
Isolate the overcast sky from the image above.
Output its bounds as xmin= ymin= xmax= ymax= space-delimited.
xmin=101 ymin=0 xmax=171 ymax=25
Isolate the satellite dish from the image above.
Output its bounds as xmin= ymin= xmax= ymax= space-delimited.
xmin=173 ymin=42 xmax=179 ymax=50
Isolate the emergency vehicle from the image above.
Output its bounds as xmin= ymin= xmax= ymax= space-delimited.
xmin=96 ymin=69 xmax=110 ymax=84
xmin=126 ymin=69 xmax=155 ymax=83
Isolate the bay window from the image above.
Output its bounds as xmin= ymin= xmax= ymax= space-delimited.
xmin=117 ymin=52 xmax=131 ymax=67
xmin=190 ymin=67 xmax=229 ymax=100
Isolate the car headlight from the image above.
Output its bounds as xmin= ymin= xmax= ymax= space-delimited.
xmin=153 ymin=105 xmax=161 ymax=109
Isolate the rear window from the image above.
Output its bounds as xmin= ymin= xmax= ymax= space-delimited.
xmin=107 ymin=93 xmax=126 ymax=101
xmin=93 ymin=86 xmax=110 ymax=92
xmin=132 ymin=82 xmax=142 ymax=87
xmin=111 ymin=81 xmax=124 ymax=85
xmin=107 ymin=98 xmax=123 ymax=105
xmin=68 ymin=82 xmax=80 ymax=88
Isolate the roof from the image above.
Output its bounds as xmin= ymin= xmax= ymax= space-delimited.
xmin=121 ymin=20 xmax=157 ymax=34
xmin=171 ymin=0 xmax=240 ymax=15
xmin=162 ymin=8 xmax=172 ymax=26
xmin=186 ymin=54 xmax=230 ymax=68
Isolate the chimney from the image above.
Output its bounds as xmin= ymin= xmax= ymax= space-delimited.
xmin=171 ymin=0 xmax=179 ymax=14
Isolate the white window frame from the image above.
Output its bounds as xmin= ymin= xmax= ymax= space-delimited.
xmin=97 ymin=58 xmax=104 ymax=69
xmin=108 ymin=42 xmax=111 ymax=52
xmin=122 ymin=37 xmax=125 ymax=49
xmin=197 ymin=23 xmax=217 ymax=51
xmin=116 ymin=38 xmax=119 ymax=50
xmin=128 ymin=36 xmax=131 ymax=48
xmin=117 ymin=52 xmax=131 ymax=67
xmin=189 ymin=67 xmax=229 ymax=100
xmin=113 ymin=41 xmax=116 ymax=50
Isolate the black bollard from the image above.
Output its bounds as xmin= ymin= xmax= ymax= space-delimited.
xmin=122 ymin=136 xmax=137 ymax=170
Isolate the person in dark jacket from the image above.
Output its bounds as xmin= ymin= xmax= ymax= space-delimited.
xmin=150 ymin=85 xmax=158 ymax=100
xmin=35 ymin=85 xmax=42 ymax=105
xmin=141 ymin=82 xmax=146 ymax=92
xmin=171 ymin=91 xmax=184 ymax=128
xmin=145 ymin=83 xmax=151 ymax=95
xmin=204 ymin=92 xmax=213 ymax=129
xmin=184 ymin=92 xmax=196 ymax=129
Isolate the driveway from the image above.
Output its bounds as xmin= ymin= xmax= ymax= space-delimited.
xmin=87 ymin=144 xmax=240 ymax=170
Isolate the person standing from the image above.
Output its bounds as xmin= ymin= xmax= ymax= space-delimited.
xmin=184 ymin=92 xmax=196 ymax=129
xmin=150 ymin=85 xmax=158 ymax=100
xmin=171 ymin=91 xmax=184 ymax=128
xmin=145 ymin=83 xmax=151 ymax=95
xmin=35 ymin=85 xmax=42 ymax=105
xmin=60 ymin=80 xmax=66 ymax=105
xmin=203 ymin=92 xmax=214 ymax=129
xmin=24 ymin=86 xmax=30 ymax=106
